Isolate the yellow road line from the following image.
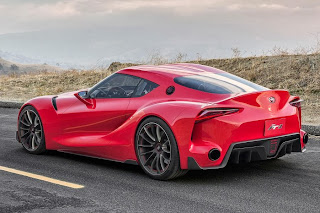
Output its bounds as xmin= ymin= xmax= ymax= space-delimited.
xmin=0 ymin=166 xmax=84 ymax=189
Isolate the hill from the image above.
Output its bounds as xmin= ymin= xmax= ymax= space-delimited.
xmin=0 ymin=58 xmax=62 ymax=75
xmin=0 ymin=54 xmax=319 ymax=124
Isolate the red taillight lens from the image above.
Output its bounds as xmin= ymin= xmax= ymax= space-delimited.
xmin=195 ymin=108 xmax=240 ymax=123
xmin=289 ymin=99 xmax=303 ymax=108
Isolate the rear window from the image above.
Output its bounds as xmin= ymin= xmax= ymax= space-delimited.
xmin=174 ymin=73 xmax=267 ymax=94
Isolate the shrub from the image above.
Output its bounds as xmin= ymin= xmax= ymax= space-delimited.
xmin=10 ymin=64 xmax=19 ymax=70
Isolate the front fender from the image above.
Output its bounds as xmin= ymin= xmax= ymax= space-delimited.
xmin=18 ymin=96 xmax=60 ymax=150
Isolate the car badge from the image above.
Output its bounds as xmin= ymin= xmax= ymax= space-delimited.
xmin=268 ymin=96 xmax=276 ymax=103
xmin=268 ymin=124 xmax=283 ymax=130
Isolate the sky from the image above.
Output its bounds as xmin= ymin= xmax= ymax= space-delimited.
xmin=0 ymin=0 xmax=319 ymax=68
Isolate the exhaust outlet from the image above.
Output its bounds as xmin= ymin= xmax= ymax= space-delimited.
xmin=208 ymin=149 xmax=221 ymax=161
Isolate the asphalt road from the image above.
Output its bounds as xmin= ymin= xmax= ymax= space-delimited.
xmin=0 ymin=108 xmax=319 ymax=213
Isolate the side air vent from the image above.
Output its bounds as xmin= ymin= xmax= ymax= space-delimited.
xmin=52 ymin=96 xmax=58 ymax=111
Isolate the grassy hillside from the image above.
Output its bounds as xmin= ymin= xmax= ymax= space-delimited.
xmin=0 ymin=58 xmax=62 ymax=75
xmin=0 ymin=54 xmax=319 ymax=124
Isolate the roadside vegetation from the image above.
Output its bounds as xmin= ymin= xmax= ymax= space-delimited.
xmin=0 ymin=51 xmax=319 ymax=124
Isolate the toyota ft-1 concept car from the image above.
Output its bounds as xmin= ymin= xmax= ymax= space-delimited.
xmin=17 ymin=63 xmax=308 ymax=180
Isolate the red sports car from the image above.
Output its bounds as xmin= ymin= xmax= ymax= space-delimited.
xmin=16 ymin=63 xmax=308 ymax=180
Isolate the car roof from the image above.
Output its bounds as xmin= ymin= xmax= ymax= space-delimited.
xmin=120 ymin=63 xmax=225 ymax=79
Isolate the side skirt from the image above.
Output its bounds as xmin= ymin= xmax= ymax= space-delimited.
xmin=56 ymin=150 xmax=138 ymax=165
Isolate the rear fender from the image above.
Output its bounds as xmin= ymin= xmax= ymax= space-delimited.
xmin=132 ymin=101 xmax=204 ymax=169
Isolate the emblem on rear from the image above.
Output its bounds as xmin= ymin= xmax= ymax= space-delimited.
xmin=268 ymin=124 xmax=283 ymax=130
xmin=268 ymin=96 xmax=276 ymax=103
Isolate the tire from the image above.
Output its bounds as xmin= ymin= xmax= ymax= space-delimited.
xmin=135 ymin=117 xmax=187 ymax=180
xmin=18 ymin=106 xmax=46 ymax=154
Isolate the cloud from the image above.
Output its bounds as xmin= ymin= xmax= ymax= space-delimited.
xmin=10 ymin=1 xmax=80 ymax=18
xmin=1 ymin=0 xmax=318 ymax=21
xmin=260 ymin=4 xmax=287 ymax=10
xmin=0 ymin=0 xmax=319 ymax=64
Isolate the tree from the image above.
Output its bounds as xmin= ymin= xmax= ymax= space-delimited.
xmin=0 ymin=63 xmax=3 ymax=70
xmin=10 ymin=64 xmax=19 ymax=70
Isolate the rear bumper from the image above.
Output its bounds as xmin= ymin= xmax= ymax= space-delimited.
xmin=188 ymin=133 xmax=302 ymax=170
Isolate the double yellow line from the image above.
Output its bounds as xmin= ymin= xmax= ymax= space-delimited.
xmin=0 ymin=165 xmax=84 ymax=189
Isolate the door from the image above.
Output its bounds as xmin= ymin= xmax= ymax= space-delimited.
xmin=58 ymin=73 xmax=141 ymax=149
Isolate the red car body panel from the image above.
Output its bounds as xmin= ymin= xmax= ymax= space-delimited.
xmin=17 ymin=63 xmax=307 ymax=169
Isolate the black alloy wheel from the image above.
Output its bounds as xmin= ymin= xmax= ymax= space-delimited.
xmin=18 ymin=106 xmax=46 ymax=154
xmin=135 ymin=117 xmax=187 ymax=180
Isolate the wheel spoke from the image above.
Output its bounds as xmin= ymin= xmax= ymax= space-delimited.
xmin=155 ymin=154 xmax=160 ymax=173
xmin=144 ymin=152 xmax=156 ymax=166
xmin=156 ymin=125 xmax=161 ymax=142
xmin=35 ymin=132 xmax=41 ymax=144
xmin=25 ymin=134 xmax=32 ymax=147
xmin=19 ymin=109 xmax=43 ymax=151
xmin=139 ymin=150 xmax=154 ymax=156
xmin=162 ymin=153 xmax=170 ymax=161
xmin=26 ymin=110 xmax=33 ymax=125
xmin=150 ymin=154 xmax=158 ymax=170
xmin=138 ymin=144 xmax=153 ymax=148
xmin=150 ymin=125 xmax=156 ymax=140
xmin=20 ymin=126 xmax=29 ymax=131
xmin=23 ymin=114 xmax=31 ymax=125
xmin=31 ymin=135 xmax=35 ymax=150
xmin=140 ymin=133 xmax=155 ymax=145
xmin=144 ymin=127 xmax=155 ymax=141
xmin=138 ymin=122 xmax=171 ymax=175
xmin=20 ymin=117 xmax=30 ymax=127
xmin=162 ymin=140 xmax=170 ymax=153
xmin=34 ymin=116 xmax=39 ymax=128
xmin=162 ymin=148 xmax=170 ymax=154
xmin=159 ymin=154 xmax=165 ymax=171
xmin=21 ymin=131 xmax=30 ymax=138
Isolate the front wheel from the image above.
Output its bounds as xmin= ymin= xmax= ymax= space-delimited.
xmin=18 ymin=106 xmax=46 ymax=154
xmin=135 ymin=117 xmax=187 ymax=180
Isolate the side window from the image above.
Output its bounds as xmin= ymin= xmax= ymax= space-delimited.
xmin=89 ymin=73 xmax=141 ymax=98
xmin=132 ymin=79 xmax=158 ymax=97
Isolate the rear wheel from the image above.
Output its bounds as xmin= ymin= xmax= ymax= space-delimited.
xmin=135 ymin=117 xmax=187 ymax=180
xmin=18 ymin=106 xmax=46 ymax=154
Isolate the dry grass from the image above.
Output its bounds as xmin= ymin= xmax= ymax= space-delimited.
xmin=0 ymin=70 xmax=112 ymax=102
xmin=0 ymin=53 xmax=319 ymax=124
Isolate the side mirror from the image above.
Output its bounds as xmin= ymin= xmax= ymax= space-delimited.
xmin=74 ymin=91 xmax=93 ymax=106
xmin=78 ymin=91 xmax=88 ymax=98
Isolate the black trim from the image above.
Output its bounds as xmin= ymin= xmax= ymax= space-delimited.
xmin=124 ymin=160 xmax=139 ymax=165
xmin=16 ymin=131 xmax=20 ymax=143
xmin=166 ymin=86 xmax=175 ymax=95
xmin=188 ymin=133 xmax=301 ymax=170
xmin=187 ymin=157 xmax=202 ymax=170
xmin=52 ymin=96 xmax=58 ymax=111
xmin=303 ymin=133 xmax=308 ymax=144
xmin=57 ymin=150 xmax=138 ymax=165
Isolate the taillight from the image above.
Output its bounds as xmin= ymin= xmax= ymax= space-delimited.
xmin=289 ymin=98 xmax=303 ymax=108
xmin=195 ymin=108 xmax=240 ymax=123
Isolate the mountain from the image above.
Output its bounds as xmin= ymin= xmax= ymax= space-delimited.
xmin=0 ymin=57 xmax=62 ymax=75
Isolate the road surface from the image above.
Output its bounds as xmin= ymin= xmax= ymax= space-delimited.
xmin=0 ymin=108 xmax=319 ymax=212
